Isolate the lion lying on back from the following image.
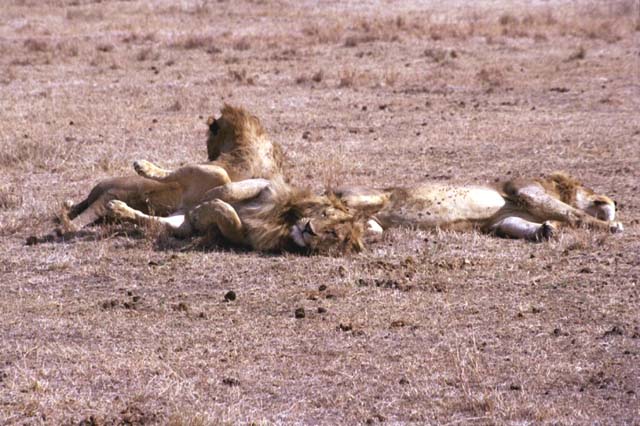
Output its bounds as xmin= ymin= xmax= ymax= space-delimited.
xmin=107 ymin=168 xmax=364 ymax=254
xmin=29 ymin=105 xmax=287 ymax=244
xmin=336 ymin=172 xmax=622 ymax=241
xmin=34 ymin=104 xmax=363 ymax=254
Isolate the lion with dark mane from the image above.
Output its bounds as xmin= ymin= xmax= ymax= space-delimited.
xmin=336 ymin=172 xmax=622 ymax=241
xmin=107 ymin=173 xmax=364 ymax=254
xmin=33 ymin=105 xmax=363 ymax=254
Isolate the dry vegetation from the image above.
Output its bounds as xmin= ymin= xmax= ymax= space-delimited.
xmin=1 ymin=0 xmax=639 ymax=424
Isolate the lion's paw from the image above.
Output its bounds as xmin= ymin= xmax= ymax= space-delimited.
xmin=133 ymin=160 xmax=154 ymax=178
xmin=107 ymin=200 xmax=136 ymax=220
xmin=63 ymin=199 xmax=75 ymax=211
xmin=609 ymin=221 xmax=624 ymax=234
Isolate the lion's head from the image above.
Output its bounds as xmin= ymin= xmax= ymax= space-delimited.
xmin=205 ymin=105 xmax=286 ymax=182
xmin=547 ymin=172 xmax=617 ymax=221
xmin=288 ymin=194 xmax=365 ymax=254
xmin=244 ymin=185 xmax=364 ymax=254
xmin=206 ymin=104 xmax=266 ymax=161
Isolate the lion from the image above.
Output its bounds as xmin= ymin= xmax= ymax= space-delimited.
xmin=29 ymin=105 xmax=286 ymax=244
xmin=106 ymin=170 xmax=364 ymax=254
xmin=335 ymin=172 xmax=622 ymax=241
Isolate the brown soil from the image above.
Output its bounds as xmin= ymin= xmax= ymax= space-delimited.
xmin=1 ymin=0 xmax=638 ymax=424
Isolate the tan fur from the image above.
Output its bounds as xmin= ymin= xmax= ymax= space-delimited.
xmin=338 ymin=172 xmax=622 ymax=241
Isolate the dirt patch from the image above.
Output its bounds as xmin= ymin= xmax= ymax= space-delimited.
xmin=0 ymin=0 xmax=638 ymax=424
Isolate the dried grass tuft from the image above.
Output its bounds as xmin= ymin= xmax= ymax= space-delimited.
xmin=567 ymin=46 xmax=586 ymax=61
xmin=23 ymin=38 xmax=50 ymax=52
xmin=338 ymin=68 xmax=357 ymax=88
xmin=0 ymin=187 xmax=22 ymax=210
xmin=135 ymin=47 xmax=160 ymax=61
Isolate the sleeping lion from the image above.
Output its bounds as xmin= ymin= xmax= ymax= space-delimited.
xmin=336 ymin=172 xmax=622 ymax=241
xmin=107 ymin=162 xmax=364 ymax=254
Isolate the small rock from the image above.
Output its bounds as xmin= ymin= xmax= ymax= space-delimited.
xmin=317 ymin=307 xmax=327 ymax=314
xmin=173 ymin=302 xmax=189 ymax=312
xmin=509 ymin=383 xmax=522 ymax=391
xmin=294 ymin=307 xmax=305 ymax=319
xmin=603 ymin=325 xmax=624 ymax=337
xmin=318 ymin=284 xmax=327 ymax=292
xmin=222 ymin=377 xmax=240 ymax=387
xmin=224 ymin=291 xmax=236 ymax=302
xmin=338 ymin=323 xmax=352 ymax=332
xmin=101 ymin=300 xmax=119 ymax=310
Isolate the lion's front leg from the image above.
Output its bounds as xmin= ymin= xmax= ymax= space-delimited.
xmin=489 ymin=217 xmax=556 ymax=242
xmin=187 ymin=199 xmax=244 ymax=245
xmin=107 ymin=200 xmax=192 ymax=237
xmin=202 ymin=179 xmax=270 ymax=204
xmin=333 ymin=186 xmax=389 ymax=214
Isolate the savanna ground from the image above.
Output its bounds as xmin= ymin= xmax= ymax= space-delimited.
xmin=1 ymin=0 xmax=639 ymax=424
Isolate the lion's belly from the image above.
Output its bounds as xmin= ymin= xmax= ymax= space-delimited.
xmin=377 ymin=184 xmax=505 ymax=229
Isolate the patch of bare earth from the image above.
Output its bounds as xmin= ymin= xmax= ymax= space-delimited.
xmin=1 ymin=0 xmax=638 ymax=423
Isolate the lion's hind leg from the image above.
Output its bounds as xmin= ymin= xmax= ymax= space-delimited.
xmin=133 ymin=161 xmax=231 ymax=195
xmin=187 ymin=200 xmax=243 ymax=245
xmin=489 ymin=217 xmax=556 ymax=242
xmin=133 ymin=160 xmax=173 ymax=180
xmin=107 ymin=200 xmax=192 ymax=237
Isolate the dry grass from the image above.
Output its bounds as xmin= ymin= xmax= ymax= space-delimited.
xmin=172 ymin=34 xmax=215 ymax=51
xmin=23 ymin=38 xmax=50 ymax=53
xmin=338 ymin=68 xmax=357 ymax=88
xmin=135 ymin=47 xmax=160 ymax=62
xmin=0 ymin=0 xmax=639 ymax=424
